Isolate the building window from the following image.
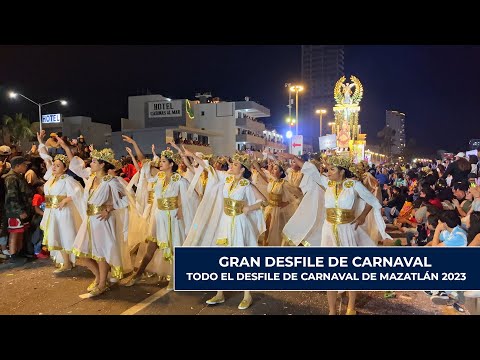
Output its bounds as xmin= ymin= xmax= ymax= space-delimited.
xmin=201 ymin=111 xmax=205 ymax=116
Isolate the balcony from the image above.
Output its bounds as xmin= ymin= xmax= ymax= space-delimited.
xmin=236 ymin=133 xmax=265 ymax=146
xmin=236 ymin=117 xmax=265 ymax=133
xmin=266 ymin=140 xmax=287 ymax=151
xmin=181 ymin=143 xmax=213 ymax=155
xmin=235 ymin=101 xmax=270 ymax=118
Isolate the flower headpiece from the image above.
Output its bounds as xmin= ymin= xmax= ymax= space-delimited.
xmin=232 ymin=152 xmax=252 ymax=170
xmin=353 ymin=160 xmax=370 ymax=178
xmin=113 ymin=159 xmax=123 ymax=171
xmin=161 ymin=148 xmax=174 ymax=160
xmin=160 ymin=148 xmax=183 ymax=165
xmin=91 ymin=148 xmax=116 ymax=165
xmin=54 ymin=154 xmax=70 ymax=167
xmin=271 ymin=160 xmax=288 ymax=172
xmin=326 ymin=154 xmax=357 ymax=176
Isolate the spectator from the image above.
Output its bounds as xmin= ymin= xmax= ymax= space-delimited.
xmin=431 ymin=210 xmax=467 ymax=247
xmin=24 ymin=156 xmax=43 ymax=185
xmin=383 ymin=186 xmax=405 ymax=224
xmin=45 ymin=133 xmax=60 ymax=149
xmin=442 ymin=152 xmax=471 ymax=184
xmin=30 ymin=180 xmax=49 ymax=259
xmin=2 ymin=156 xmax=33 ymax=262
xmin=452 ymin=181 xmax=472 ymax=217
xmin=0 ymin=145 xmax=12 ymax=175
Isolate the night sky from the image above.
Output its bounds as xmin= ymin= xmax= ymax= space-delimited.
xmin=1 ymin=45 xmax=478 ymax=155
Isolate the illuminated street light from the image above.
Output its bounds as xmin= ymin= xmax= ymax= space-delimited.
xmin=315 ymin=109 xmax=327 ymax=137
xmin=289 ymin=85 xmax=304 ymax=135
xmin=8 ymin=90 xmax=68 ymax=132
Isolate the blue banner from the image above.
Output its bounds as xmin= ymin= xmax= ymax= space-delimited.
xmin=174 ymin=247 xmax=480 ymax=291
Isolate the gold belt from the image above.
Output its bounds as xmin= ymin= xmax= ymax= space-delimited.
xmin=326 ymin=208 xmax=356 ymax=247
xmin=147 ymin=191 xmax=154 ymax=205
xmin=157 ymin=196 xmax=179 ymax=210
xmin=224 ymin=198 xmax=245 ymax=216
xmin=326 ymin=208 xmax=355 ymax=224
xmin=268 ymin=193 xmax=283 ymax=207
xmin=45 ymin=195 xmax=66 ymax=209
xmin=87 ymin=203 xmax=107 ymax=216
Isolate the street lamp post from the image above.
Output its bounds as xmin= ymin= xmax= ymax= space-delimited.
xmin=9 ymin=91 xmax=67 ymax=133
xmin=328 ymin=122 xmax=335 ymax=135
xmin=286 ymin=117 xmax=296 ymax=154
xmin=315 ymin=109 xmax=327 ymax=137
xmin=289 ymin=85 xmax=303 ymax=136
xmin=285 ymin=83 xmax=292 ymax=120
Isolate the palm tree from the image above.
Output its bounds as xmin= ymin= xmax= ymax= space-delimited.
xmin=377 ymin=126 xmax=396 ymax=158
xmin=3 ymin=113 xmax=34 ymax=149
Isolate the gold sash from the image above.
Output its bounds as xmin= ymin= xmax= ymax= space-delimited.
xmin=326 ymin=208 xmax=355 ymax=224
xmin=224 ymin=198 xmax=245 ymax=216
xmin=87 ymin=203 xmax=107 ymax=216
xmin=147 ymin=190 xmax=155 ymax=205
xmin=326 ymin=208 xmax=356 ymax=247
xmin=45 ymin=195 xmax=66 ymax=209
xmin=268 ymin=193 xmax=283 ymax=207
xmin=157 ymin=196 xmax=179 ymax=210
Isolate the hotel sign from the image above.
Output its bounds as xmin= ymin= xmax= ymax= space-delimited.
xmin=148 ymin=100 xmax=182 ymax=118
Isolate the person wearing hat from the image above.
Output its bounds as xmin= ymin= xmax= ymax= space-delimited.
xmin=45 ymin=133 xmax=60 ymax=148
xmin=281 ymin=151 xmax=391 ymax=315
xmin=180 ymin=149 xmax=266 ymax=310
xmin=0 ymin=145 xmax=12 ymax=175
xmin=442 ymin=152 xmax=471 ymax=184
xmin=2 ymin=156 xmax=33 ymax=262
xmin=36 ymin=131 xmax=85 ymax=272
xmin=57 ymin=137 xmax=133 ymax=297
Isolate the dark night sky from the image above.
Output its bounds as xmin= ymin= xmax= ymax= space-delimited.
xmin=0 ymin=45 xmax=478 ymax=155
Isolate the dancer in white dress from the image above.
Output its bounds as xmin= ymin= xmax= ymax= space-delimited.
xmin=184 ymin=150 xmax=266 ymax=310
xmin=282 ymin=152 xmax=391 ymax=315
xmin=36 ymin=131 xmax=84 ymax=273
xmin=124 ymin=148 xmax=198 ymax=290
xmin=66 ymin=147 xmax=130 ymax=297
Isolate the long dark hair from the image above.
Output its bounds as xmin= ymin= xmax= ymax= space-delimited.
xmin=468 ymin=211 xmax=480 ymax=245
xmin=98 ymin=159 xmax=115 ymax=172
xmin=166 ymin=157 xmax=179 ymax=173
xmin=338 ymin=166 xmax=354 ymax=179
xmin=242 ymin=164 xmax=252 ymax=179
xmin=457 ymin=157 xmax=471 ymax=172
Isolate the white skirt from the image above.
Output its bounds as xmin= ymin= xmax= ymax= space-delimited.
xmin=321 ymin=222 xmax=376 ymax=247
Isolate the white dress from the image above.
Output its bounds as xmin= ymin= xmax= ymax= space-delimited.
xmin=282 ymin=172 xmax=326 ymax=246
xmin=69 ymin=157 xmax=131 ymax=279
xmin=215 ymin=172 xmax=266 ymax=247
xmin=37 ymin=144 xmax=84 ymax=265
xmin=302 ymin=162 xmax=391 ymax=247
xmin=147 ymin=171 xmax=197 ymax=264
xmin=183 ymin=166 xmax=229 ymax=247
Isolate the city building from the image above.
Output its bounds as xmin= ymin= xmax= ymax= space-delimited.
xmin=41 ymin=115 xmax=111 ymax=149
xmin=112 ymin=93 xmax=286 ymax=158
xmin=194 ymin=94 xmax=285 ymax=155
xmin=111 ymin=94 xmax=218 ymax=157
xmin=386 ymin=110 xmax=406 ymax=156
xmin=301 ymin=45 xmax=345 ymax=151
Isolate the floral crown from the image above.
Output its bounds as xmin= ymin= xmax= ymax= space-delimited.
xmin=272 ymin=160 xmax=287 ymax=172
xmin=160 ymin=148 xmax=182 ymax=165
xmin=232 ymin=152 xmax=252 ymax=170
xmin=113 ymin=159 xmax=123 ymax=171
xmin=54 ymin=154 xmax=70 ymax=167
xmin=91 ymin=148 xmax=116 ymax=165
xmin=353 ymin=160 xmax=370 ymax=178
xmin=326 ymin=154 xmax=357 ymax=176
